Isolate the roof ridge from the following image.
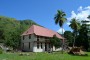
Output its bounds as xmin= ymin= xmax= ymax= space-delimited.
xmin=33 ymin=25 xmax=56 ymax=32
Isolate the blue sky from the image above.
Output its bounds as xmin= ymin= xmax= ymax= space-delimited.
xmin=0 ymin=0 xmax=90 ymax=33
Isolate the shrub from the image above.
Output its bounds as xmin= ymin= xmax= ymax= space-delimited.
xmin=0 ymin=47 xmax=3 ymax=54
xmin=87 ymin=48 xmax=90 ymax=52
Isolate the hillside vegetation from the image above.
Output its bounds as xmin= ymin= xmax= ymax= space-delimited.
xmin=0 ymin=16 xmax=39 ymax=49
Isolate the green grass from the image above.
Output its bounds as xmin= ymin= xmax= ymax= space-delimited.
xmin=0 ymin=52 xmax=90 ymax=60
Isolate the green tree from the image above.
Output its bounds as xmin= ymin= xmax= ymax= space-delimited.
xmin=0 ymin=16 xmax=39 ymax=50
xmin=76 ymin=24 xmax=89 ymax=51
xmin=50 ymin=35 xmax=61 ymax=51
xmin=54 ymin=10 xmax=67 ymax=53
xmin=69 ymin=18 xmax=80 ymax=47
xmin=87 ymin=15 xmax=90 ymax=37
xmin=87 ymin=15 xmax=90 ymax=51
xmin=64 ymin=31 xmax=74 ymax=47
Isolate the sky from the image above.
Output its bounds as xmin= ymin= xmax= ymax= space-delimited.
xmin=0 ymin=0 xmax=90 ymax=34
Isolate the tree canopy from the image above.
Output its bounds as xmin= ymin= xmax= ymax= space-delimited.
xmin=50 ymin=35 xmax=61 ymax=48
xmin=0 ymin=16 xmax=39 ymax=49
xmin=64 ymin=31 xmax=74 ymax=47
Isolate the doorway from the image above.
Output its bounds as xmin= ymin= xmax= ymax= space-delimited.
xmin=45 ymin=43 xmax=47 ymax=51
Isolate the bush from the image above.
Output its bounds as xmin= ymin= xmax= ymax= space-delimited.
xmin=0 ymin=48 xmax=3 ymax=54
xmin=87 ymin=48 xmax=90 ymax=52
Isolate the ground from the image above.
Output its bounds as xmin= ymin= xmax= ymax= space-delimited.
xmin=0 ymin=52 xmax=90 ymax=60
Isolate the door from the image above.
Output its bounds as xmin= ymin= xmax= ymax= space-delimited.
xmin=45 ymin=43 xmax=47 ymax=51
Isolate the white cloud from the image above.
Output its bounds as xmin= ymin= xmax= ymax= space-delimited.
xmin=57 ymin=28 xmax=65 ymax=34
xmin=78 ymin=6 xmax=83 ymax=11
xmin=67 ymin=6 xmax=90 ymax=25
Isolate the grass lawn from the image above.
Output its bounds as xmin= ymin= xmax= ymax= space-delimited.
xmin=0 ymin=52 xmax=90 ymax=60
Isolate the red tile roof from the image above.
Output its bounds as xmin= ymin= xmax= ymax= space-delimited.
xmin=21 ymin=25 xmax=63 ymax=39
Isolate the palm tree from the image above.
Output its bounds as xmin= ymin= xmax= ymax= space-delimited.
xmin=54 ymin=10 xmax=67 ymax=53
xmin=69 ymin=18 xmax=80 ymax=47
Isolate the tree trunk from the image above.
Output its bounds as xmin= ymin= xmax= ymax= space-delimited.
xmin=73 ymin=31 xmax=76 ymax=47
xmin=61 ymin=27 xmax=64 ymax=54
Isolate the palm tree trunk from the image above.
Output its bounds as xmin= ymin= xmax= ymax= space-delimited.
xmin=61 ymin=27 xmax=64 ymax=54
xmin=73 ymin=31 xmax=76 ymax=48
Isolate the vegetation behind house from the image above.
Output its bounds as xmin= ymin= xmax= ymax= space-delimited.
xmin=0 ymin=16 xmax=39 ymax=50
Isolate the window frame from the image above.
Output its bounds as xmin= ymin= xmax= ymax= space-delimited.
xmin=49 ymin=43 xmax=50 ymax=48
xmin=29 ymin=42 xmax=30 ymax=49
xmin=29 ymin=34 xmax=31 ymax=39
xmin=41 ymin=43 xmax=42 ymax=49
xmin=37 ymin=42 xmax=39 ymax=49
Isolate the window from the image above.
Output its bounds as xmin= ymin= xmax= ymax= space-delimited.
xmin=41 ymin=43 xmax=42 ymax=49
xmin=29 ymin=34 xmax=31 ymax=39
xmin=23 ymin=36 xmax=24 ymax=40
xmin=37 ymin=39 xmax=39 ymax=41
xmin=37 ymin=36 xmax=39 ymax=38
xmin=29 ymin=42 xmax=30 ymax=49
xmin=49 ymin=43 xmax=50 ymax=48
xmin=45 ymin=37 xmax=48 ymax=39
xmin=37 ymin=43 xmax=39 ymax=49
xmin=37 ymin=36 xmax=39 ymax=41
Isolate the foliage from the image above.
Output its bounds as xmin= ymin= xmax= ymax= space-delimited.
xmin=54 ymin=10 xmax=67 ymax=27
xmin=75 ymin=24 xmax=89 ymax=51
xmin=0 ymin=16 xmax=39 ymax=49
xmin=69 ymin=18 xmax=81 ymax=47
xmin=54 ymin=10 xmax=67 ymax=53
xmin=69 ymin=18 xmax=80 ymax=31
xmin=0 ymin=47 xmax=3 ymax=54
xmin=71 ymin=15 xmax=90 ymax=51
xmin=50 ymin=36 xmax=61 ymax=48
xmin=64 ymin=31 xmax=74 ymax=46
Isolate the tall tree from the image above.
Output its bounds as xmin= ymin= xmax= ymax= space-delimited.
xmin=54 ymin=10 xmax=67 ymax=53
xmin=69 ymin=18 xmax=80 ymax=47
xmin=77 ymin=24 xmax=89 ymax=51
xmin=87 ymin=15 xmax=90 ymax=37
xmin=87 ymin=15 xmax=90 ymax=51
xmin=50 ymin=35 xmax=61 ymax=51
xmin=64 ymin=31 xmax=74 ymax=47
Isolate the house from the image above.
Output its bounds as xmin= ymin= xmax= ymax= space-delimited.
xmin=21 ymin=25 xmax=63 ymax=52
